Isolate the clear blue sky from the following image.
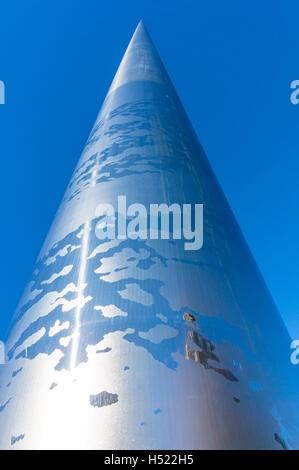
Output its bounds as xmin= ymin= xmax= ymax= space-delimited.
xmin=0 ymin=0 xmax=298 ymax=341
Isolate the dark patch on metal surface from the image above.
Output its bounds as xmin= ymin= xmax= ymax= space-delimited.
xmin=274 ymin=433 xmax=288 ymax=450
xmin=49 ymin=382 xmax=58 ymax=390
xmin=12 ymin=367 xmax=23 ymax=378
xmin=188 ymin=330 xmax=215 ymax=354
xmin=96 ymin=347 xmax=112 ymax=354
xmin=11 ymin=434 xmax=25 ymax=446
xmin=0 ymin=398 xmax=11 ymax=412
xmin=89 ymin=391 xmax=119 ymax=408
xmin=186 ymin=328 xmax=239 ymax=383
xmin=183 ymin=310 xmax=197 ymax=323
xmin=233 ymin=397 xmax=240 ymax=403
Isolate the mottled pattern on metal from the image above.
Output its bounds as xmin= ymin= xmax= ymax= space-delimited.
xmin=0 ymin=21 xmax=298 ymax=450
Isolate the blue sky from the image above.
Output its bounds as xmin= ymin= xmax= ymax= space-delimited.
xmin=0 ymin=0 xmax=298 ymax=341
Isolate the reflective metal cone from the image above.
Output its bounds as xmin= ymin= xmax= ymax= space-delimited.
xmin=0 ymin=21 xmax=298 ymax=450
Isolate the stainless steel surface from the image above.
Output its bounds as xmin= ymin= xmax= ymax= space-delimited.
xmin=0 ymin=21 xmax=298 ymax=449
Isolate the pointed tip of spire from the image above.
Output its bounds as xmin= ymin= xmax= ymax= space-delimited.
xmin=107 ymin=19 xmax=171 ymax=95
xmin=131 ymin=19 xmax=150 ymax=45
xmin=137 ymin=19 xmax=145 ymax=29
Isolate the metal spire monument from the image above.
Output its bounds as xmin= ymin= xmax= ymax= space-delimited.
xmin=0 ymin=21 xmax=298 ymax=450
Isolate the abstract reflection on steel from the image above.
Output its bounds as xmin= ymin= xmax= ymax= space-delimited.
xmin=0 ymin=21 xmax=298 ymax=450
